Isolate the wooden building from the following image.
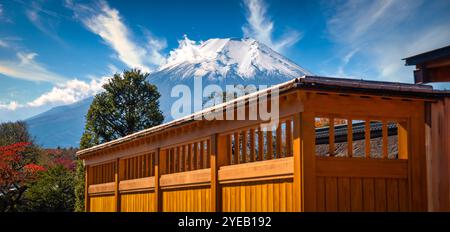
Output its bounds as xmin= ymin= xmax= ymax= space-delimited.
xmin=405 ymin=46 xmax=450 ymax=211
xmin=77 ymin=75 xmax=450 ymax=212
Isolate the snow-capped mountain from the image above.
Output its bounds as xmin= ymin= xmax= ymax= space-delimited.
xmin=149 ymin=37 xmax=310 ymax=122
xmin=156 ymin=36 xmax=309 ymax=81
xmin=26 ymin=37 xmax=310 ymax=147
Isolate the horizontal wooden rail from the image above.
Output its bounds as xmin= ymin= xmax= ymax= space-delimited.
xmin=119 ymin=177 xmax=155 ymax=193
xmin=160 ymin=168 xmax=211 ymax=189
xmin=88 ymin=182 xmax=115 ymax=195
xmin=219 ymin=157 xmax=294 ymax=184
xmin=316 ymin=157 xmax=408 ymax=178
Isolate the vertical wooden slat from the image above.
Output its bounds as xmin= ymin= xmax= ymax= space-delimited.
xmin=250 ymin=128 xmax=256 ymax=162
xmin=267 ymin=130 xmax=273 ymax=160
xmin=398 ymin=121 xmax=409 ymax=159
xmin=207 ymin=139 xmax=211 ymax=168
xmin=375 ymin=178 xmax=387 ymax=211
xmin=199 ymin=141 xmax=204 ymax=169
xmin=276 ymin=122 xmax=282 ymax=158
xmin=234 ymin=132 xmax=240 ymax=164
xmin=398 ymin=178 xmax=409 ymax=211
xmin=386 ymin=178 xmax=399 ymax=211
xmin=329 ymin=117 xmax=335 ymax=157
xmin=350 ymin=178 xmax=363 ymax=211
xmin=325 ymin=177 xmax=338 ymax=211
xmin=242 ymin=131 xmax=248 ymax=163
xmin=348 ymin=119 xmax=353 ymax=158
xmin=316 ymin=177 xmax=325 ymax=211
xmin=286 ymin=120 xmax=292 ymax=156
xmin=338 ymin=177 xmax=351 ymax=212
xmin=365 ymin=121 xmax=371 ymax=158
xmin=363 ymin=178 xmax=375 ymax=211
xmin=193 ymin=142 xmax=198 ymax=170
xmin=258 ymin=129 xmax=264 ymax=161
xmin=382 ymin=120 xmax=388 ymax=159
xmin=187 ymin=144 xmax=192 ymax=171
xmin=226 ymin=135 xmax=232 ymax=165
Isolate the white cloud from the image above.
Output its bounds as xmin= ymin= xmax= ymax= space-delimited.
xmin=25 ymin=2 xmax=65 ymax=44
xmin=0 ymin=101 xmax=20 ymax=111
xmin=242 ymin=0 xmax=301 ymax=53
xmin=0 ymin=76 xmax=110 ymax=113
xmin=27 ymin=77 xmax=109 ymax=107
xmin=65 ymin=0 xmax=166 ymax=72
xmin=325 ymin=0 xmax=450 ymax=83
xmin=0 ymin=52 xmax=67 ymax=83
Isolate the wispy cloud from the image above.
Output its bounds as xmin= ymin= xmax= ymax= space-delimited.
xmin=324 ymin=0 xmax=450 ymax=82
xmin=0 ymin=101 xmax=20 ymax=111
xmin=25 ymin=1 xmax=65 ymax=45
xmin=0 ymin=52 xmax=67 ymax=83
xmin=65 ymin=0 xmax=166 ymax=72
xmin=242 ymin=0 xmax=301 ymax=53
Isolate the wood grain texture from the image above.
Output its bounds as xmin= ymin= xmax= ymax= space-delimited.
xmin=221 ymin=179 xmax=294 ymax=212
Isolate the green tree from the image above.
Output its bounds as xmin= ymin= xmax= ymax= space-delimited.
xmin=76 ymin=69 xmax=164 ymax=211
xmin=22 ymin=165 xmax=75 ymax=212
xmin=73 ymin=159 xmax=85 ymax=212
xmin=80 ymin=69 xmax=164 ymax=149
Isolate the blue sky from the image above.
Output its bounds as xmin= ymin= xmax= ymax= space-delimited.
xmin=1 ymin=0 xmax=450 ymax=122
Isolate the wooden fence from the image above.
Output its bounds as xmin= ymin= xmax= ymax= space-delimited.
xmin=82 ymin=88 xmax=428 ymax=212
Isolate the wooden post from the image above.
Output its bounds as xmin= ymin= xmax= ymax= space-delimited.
xmin=114 ymin=158 xmax=120 ymax=212
xmin=293 ymin=113 xmax=302 ymax=212
xmin=84 ymin=164 xmax=90 ymax=212
xmin=155 ymin=148 xmax=162 ymax=212
xmin=301 ymin=112 xmax=316 ymax=211
xmin=210 ymin=133 xmax=227 ymax=212
xmin=210 ymin=134 xmax=219 ymax=212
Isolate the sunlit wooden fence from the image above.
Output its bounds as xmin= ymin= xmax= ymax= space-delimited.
xmin=81 ymin=80 xmax=429 ymax=212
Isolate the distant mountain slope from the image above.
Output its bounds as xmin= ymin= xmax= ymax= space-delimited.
xmin=25 ymin=97 xmax=93 ymax=148
xmin=25 ymin=37 xmax=310 ymax=148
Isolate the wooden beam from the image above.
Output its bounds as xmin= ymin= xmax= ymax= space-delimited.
xmin=155 ymin=148 xmax=162 ymax=212
xmin=210 ymin=134 xmax=219 ymax=212
xmin=301 ymin=112 xmax=316 ymax=211
xmin=293 ymin=113 xmax=301 ymax=211
xmin=84 ymin=164 xmax=90 ymax=212
xmin=114 ymin=158 xmax=120 ymax=212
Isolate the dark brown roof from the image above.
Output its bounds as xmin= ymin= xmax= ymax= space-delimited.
xmin=403 ymin=45 xmax=450 ymax=66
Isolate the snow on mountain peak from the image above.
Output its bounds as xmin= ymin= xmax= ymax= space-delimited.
xmin=158 ymin=36 xmax=310 ymax=80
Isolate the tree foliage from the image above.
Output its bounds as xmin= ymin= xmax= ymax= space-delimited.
xmin=80 ymin=69 xmax=164 ymax=149
xmin=0 ymin=142 xmax=45 ymax=212
xmin=22 ymin=165 xmax=75 ymax=212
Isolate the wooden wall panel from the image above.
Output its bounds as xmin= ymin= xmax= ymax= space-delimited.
xmin=120 ymin=191 xmax=156 ymax=212
xmin=162 ymin=187 xmax=211 ymax=212
xmin=315 ymin=176 xmax=409 ymax=212
xmin=89 ymin=195 xmax=115 ymax=212
xmin=221 ymin=178 xmax=294 ymax=212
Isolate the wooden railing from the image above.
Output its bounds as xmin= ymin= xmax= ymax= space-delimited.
xmin=84 ymin=90 xmax=428 ymax=212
